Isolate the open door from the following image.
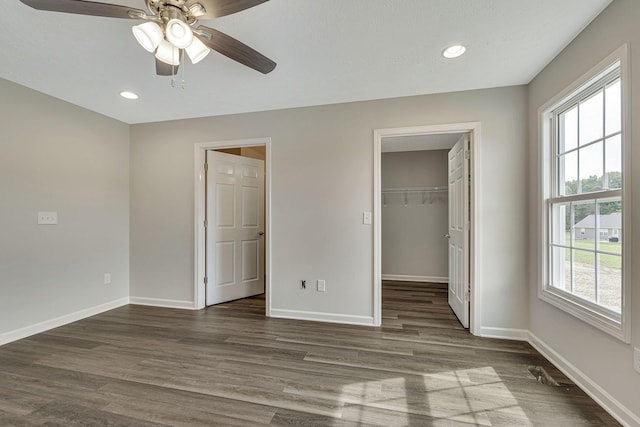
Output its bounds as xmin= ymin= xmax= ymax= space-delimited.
xmin=447 ymin=135 xmax=470 ymax=328
xmin=206 ymin=151 xmax=265 ymax=306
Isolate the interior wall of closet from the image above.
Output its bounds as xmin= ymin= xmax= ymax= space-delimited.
xmin=381 ymin=149 xmax=449 ymax=283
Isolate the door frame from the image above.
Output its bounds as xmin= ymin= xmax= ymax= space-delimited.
xmin=373 ymin=122 xmax=482 ymax=335
xmin=194 ymin=137 xmax=272 ymax=314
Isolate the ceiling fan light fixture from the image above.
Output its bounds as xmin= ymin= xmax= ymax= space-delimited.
xmin=155 ymin=39 xmax=180 ymax=66
xmin=166 ymin=18 xmax=193 ymax=49
xmin=185 ymin=37 xmax=210 ymax=64
xmin=132 ymin=22 xmax=163 ymax=52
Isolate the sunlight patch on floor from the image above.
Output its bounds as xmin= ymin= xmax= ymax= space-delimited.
xmin=339 ymin=367 xmax=531 ymax=426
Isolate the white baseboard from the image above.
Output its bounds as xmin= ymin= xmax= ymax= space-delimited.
xmin=479 ymin=327 xmax=529 ymax=341
xmin=528 ymin=332 xmax=640 ymax=427
xmin=382 ymin=274 xmax=448 ymax=283
xmin=0 ymin=297 xmax=129 ymax=346
xmin=129 ymin=297 xmax=196 ymax=310
xmin=270 ymin=308 xmax=375 ymax=327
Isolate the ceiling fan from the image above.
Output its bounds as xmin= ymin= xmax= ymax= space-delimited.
xmin=18 ymin=0 xmax=277 ymax=76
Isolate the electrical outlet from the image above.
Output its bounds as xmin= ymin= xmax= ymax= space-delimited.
xmin=317 ymin=280 xmax=326 ymax=292
xmin=37 ymin=211 xmax=57 ymax=225
xmin=104 ymin=273 xmax=111 ymax=285
xmin=634 ymin=347 xmax=640 ymax=374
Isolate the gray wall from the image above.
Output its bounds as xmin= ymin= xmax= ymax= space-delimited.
xmin=381 ymin=150 xmax=448 ymax=281
xmin=0 ymin=79 xmax=130 ymax=335
xmin=528 ymin=0 xmax=640 ymax=418
xmin=130 ymin=85 xmax=529 ymax=329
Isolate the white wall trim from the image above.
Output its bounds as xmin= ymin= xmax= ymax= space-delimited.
xmin=270 ymin=309 xmax=375 ymax=327
xmin=382 ymin=274 xmax=448 ymax=283
xmin=479 ymin=327 xmax=529 ymax=341
xmin=194 ymin=138 xmax=272 ymax=314
xmin=129 ymin=297 xmax=196 ymax=310
xmin=0 ymin=297 xmax=129 ymax=346
xmin=528 ymin=332 xmax=640 ymax=427
xmin=373 ymin=122 xmax=482 ymax=333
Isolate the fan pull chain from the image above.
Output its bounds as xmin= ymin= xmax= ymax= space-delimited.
xmin=181 ymin=55 xmax=186 ymax=89
xmin=170 ymin=48 xmax=177 ymax=88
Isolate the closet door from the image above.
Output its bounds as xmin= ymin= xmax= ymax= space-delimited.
xmin=447 ymin=135 xmax=470 ymax=328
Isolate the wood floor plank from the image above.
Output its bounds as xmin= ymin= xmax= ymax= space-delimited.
xmin=0 ymin=281 xmax=619 ymax=426
xmin=29 ymin=401 xmax=168 ymax=427
xmin=100 ymin=380 xmax=277 ymax=424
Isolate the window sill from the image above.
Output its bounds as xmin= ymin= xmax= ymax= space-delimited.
xmin=538 ymin=285 xmax=629 ymax=343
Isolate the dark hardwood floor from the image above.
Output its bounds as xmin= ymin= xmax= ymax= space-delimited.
xmin=0 ymin=282 xmax=619 ymax=426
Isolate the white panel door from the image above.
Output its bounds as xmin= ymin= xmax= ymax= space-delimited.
xmin=206 ymin=151 xmax=265 ymax=305
xmin=448 ymin=135 xmax=470 ymax=328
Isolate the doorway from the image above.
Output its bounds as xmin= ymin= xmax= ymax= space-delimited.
xmin=373 ymin=123 xmax=481 ymax=335
xmin=206 ymin=147 xmax=265 ymax=306
xmin=194 ymin=138 xmax=272 ymax=314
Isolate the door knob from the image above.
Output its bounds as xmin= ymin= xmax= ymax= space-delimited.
xmin=258 ymin=231 xmax=265 ymax=236
xmin=444 ymin=234 xmax=451 ymax=238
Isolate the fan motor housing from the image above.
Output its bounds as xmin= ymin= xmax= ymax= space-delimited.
xmin=146 ymin=0 xmax=200 ymax=25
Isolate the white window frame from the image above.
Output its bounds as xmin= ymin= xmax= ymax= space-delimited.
xmin=538 ymin=45 xmax=631 ymax=342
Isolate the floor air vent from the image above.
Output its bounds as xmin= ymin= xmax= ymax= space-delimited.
xmin=528 ymin=365 xmax=560 ymax=386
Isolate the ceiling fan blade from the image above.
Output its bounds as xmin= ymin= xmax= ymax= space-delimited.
xmin=187 ymin=0 xmax=269 ymax=19
xmin=19 ymin=0 xmax=147 ymax=19
xmin=195 ymin=26 xmax=276 ymax=74
xmin=155 ymin=55 xmax=182 ymax=76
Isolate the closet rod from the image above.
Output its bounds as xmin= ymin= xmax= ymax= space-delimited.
xmin=381 ymin=186 xmax=448 ymax=194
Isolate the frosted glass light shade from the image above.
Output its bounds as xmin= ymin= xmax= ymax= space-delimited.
xmin=132 ymin=22 xmax=163 ymax=52
xmin=185 ymin=37 xmax=210 ymax=64
xmin=155 ymin=39 xmax=180 ymax=65
xmin=166 ymin=19 xmax=193 ymax=49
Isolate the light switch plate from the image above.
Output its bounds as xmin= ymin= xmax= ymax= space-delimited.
xmin=104 ymin=273 xmax=111 ymax=285
xmin=363 ymin=211 xmax=372 ymax=225
xmin=634 ymin=347 xmax=640 ymax=374
xmin=38 ymin=212 xmax=57 ymax=225
xmin=317 ymin=280 xmax=326 ymax=292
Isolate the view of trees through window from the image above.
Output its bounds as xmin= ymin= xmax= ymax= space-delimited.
xmin=564 ymin=173 xmax=621 ymax=227
xmin=549 ymin=70 xmax=623 ymax=314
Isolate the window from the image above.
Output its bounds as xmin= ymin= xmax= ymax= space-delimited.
xmin=540 ymin=46 xmax=630 ymax=341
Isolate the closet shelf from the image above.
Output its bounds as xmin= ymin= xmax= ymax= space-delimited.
xmin=381 ymin=186 xmax=448 ymax=194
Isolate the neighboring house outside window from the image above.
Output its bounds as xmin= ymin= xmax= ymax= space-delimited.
xmin=538 ymin=45 xmax=630 ymax=342
xmin=573 ymin=212 xmax=622 ymax=242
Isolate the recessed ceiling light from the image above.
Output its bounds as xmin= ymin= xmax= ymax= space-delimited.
xmin=442 ymin=45 xmax=466 ymax=59
xmin=120 ymin=91 xmax=139 ymax=100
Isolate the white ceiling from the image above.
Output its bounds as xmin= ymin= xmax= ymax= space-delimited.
xmin=0 ymin=0 xmax=611 ymax=124
xmin=382 ymin=133 xmax=464 ymax=153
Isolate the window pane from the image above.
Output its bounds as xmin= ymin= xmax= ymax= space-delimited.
xmin=558 ymin=151 xmax=577 ymax=195
xmin=604 ymin=134 xmax=621 ymax=189
xmin=551 ymin=202 xmax=571 ymax=246
xmin=547 ymin=64 xmax=624 ymax=328
xmin=597 ymin=253 xmax=621 ymax=313
xmin=596 ymin=199 xmax=622 ymax=252
xmin=572 ymin=249 xmax=596 ymax=303
xmin=551 ymin=245 xmax=571 ymax=292
xmin=572 ymin=200 xmax=596 ymax=250
xmin=559 ymin=106 xmax=578 ymax=153
xmin=605 ymin=80 xmax=621 ymax=136
xmin=579 ymin=142 xmax=603 ymax=193
xmin=579 ymin=90 xmax=604 ymax=145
